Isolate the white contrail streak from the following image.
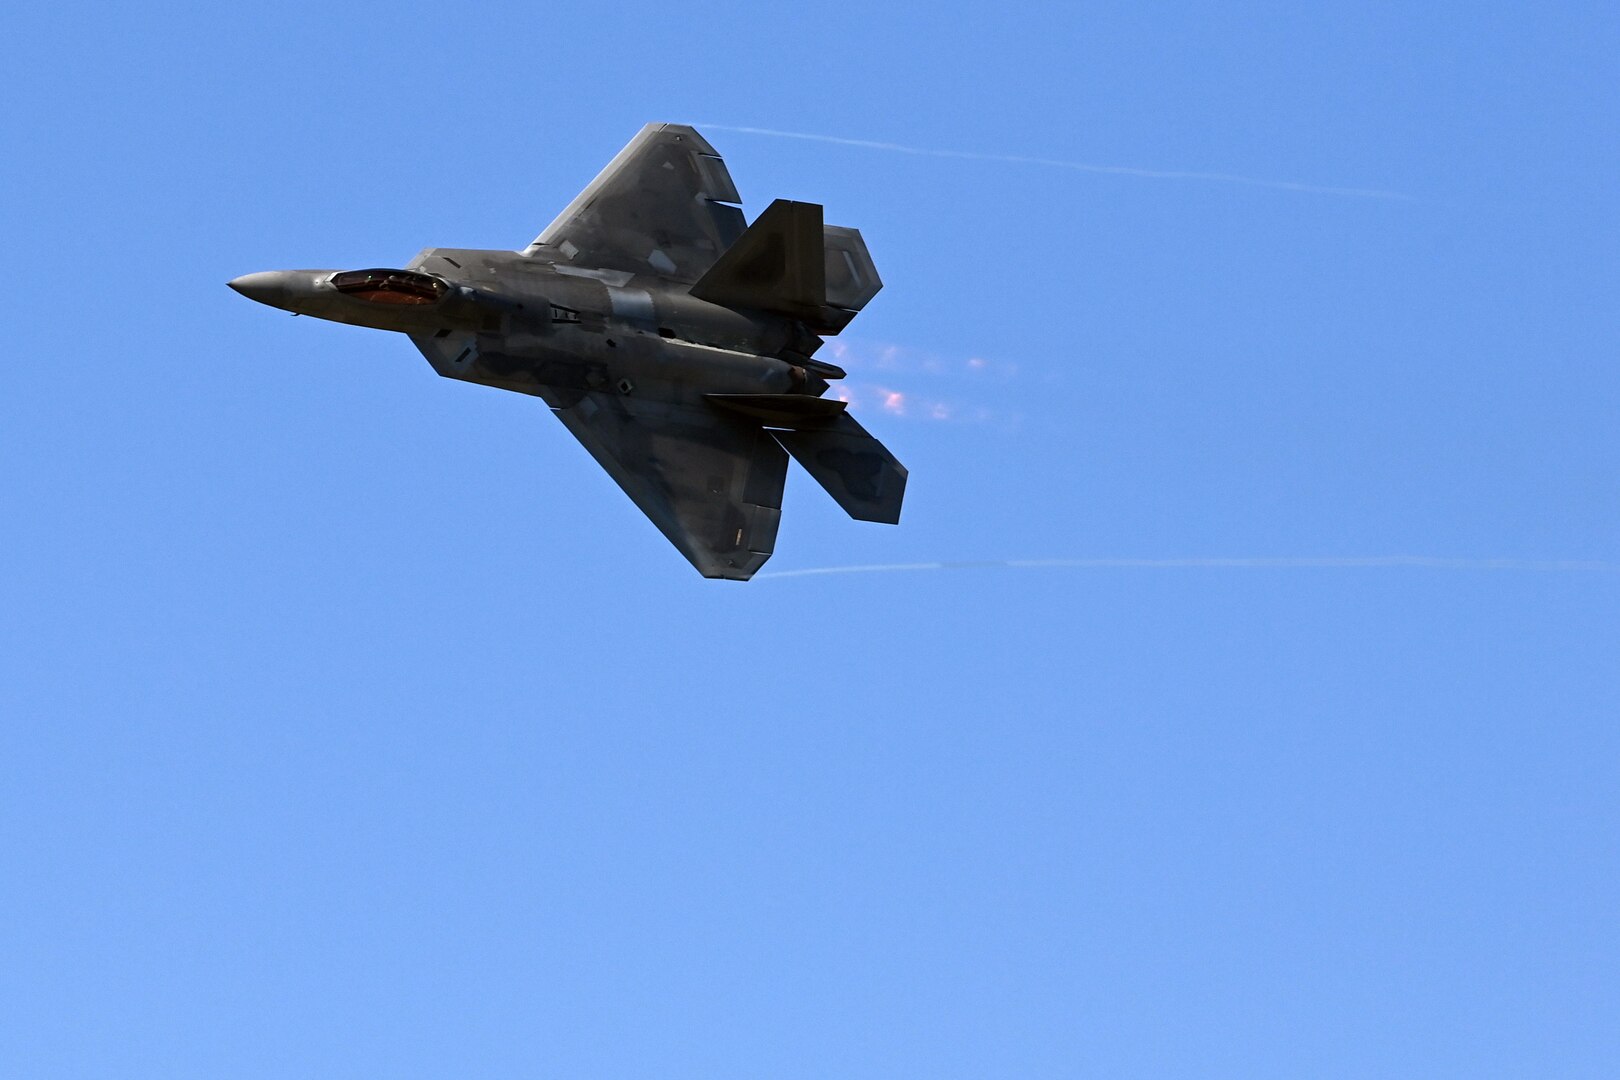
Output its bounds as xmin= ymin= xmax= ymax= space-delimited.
xmin=759 ymin=556 xmax=1619 ymax=580
xmin=699 ymin=124 xmax=1413 ymax=202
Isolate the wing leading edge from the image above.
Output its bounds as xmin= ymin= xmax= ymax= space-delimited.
xmin=525 ymin=124 xmax=747 ymax=283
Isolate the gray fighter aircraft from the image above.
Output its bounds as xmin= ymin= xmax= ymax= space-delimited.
xmin=230 ymin=123 xmax=904 ymax=580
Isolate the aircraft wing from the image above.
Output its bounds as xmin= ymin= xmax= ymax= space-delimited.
xmin=543 ymin=391 xmax=788 ymax=580
xmin=525 ymin=124 xmax=747 ymax=283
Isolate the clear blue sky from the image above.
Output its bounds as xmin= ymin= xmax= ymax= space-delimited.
xmin=3 ymin=3 xmax=1617 ymax=1077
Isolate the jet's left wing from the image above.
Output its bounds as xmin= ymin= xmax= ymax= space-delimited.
xmin=541 ymin=391 xmax=787 ymax=580
xmin=525 ymin=124 xmax=747 ymax=283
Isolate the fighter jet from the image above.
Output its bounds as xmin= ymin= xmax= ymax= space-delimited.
xmin=230 ymin=123 xmax=904 ymax=580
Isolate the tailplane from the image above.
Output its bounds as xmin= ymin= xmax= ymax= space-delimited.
xmin=700 ymin=394 xmax=907 ymax=524
xmin=773 ymin=414 xmax=907 ymax=524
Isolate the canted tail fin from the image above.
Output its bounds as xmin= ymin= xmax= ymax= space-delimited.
xmin=688 ymin=200 xmax=882 ymax=333
xmin=821 ymin=224 xmax=882 ymax=318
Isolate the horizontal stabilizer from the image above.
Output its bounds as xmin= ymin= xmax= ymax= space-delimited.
xmin=705 ymin=393 xmax=848 ymax=428
xmin=772 ymin=413 xmax=907 ymax=524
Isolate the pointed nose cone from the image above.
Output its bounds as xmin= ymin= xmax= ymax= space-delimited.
xmin=228 ymin=271 xmax=294 ymax=308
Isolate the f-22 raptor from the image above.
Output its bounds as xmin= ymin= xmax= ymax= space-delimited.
xmin=230 ymin=123 xmax=905 ymax=580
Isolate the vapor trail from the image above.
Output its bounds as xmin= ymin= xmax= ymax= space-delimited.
xmin=760 ymin=556 xmax=1619 ymax=580
xmin=700 ymin=124 xmax=1413 ymax=202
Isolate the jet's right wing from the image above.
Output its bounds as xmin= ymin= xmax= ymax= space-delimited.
xmin=525 ymin=124 xmax=747 ymax=283
xmin=541 ymin=389 xmax=788 ymax=580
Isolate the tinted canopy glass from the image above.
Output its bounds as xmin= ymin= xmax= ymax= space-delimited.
xmin=331 ymin=268 xmax=448 ymax=305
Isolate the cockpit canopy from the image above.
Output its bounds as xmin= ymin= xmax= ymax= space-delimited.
xmin=331 ymin=268 xmax=448 ymax=305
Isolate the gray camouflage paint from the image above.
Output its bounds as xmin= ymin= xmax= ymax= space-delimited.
xmin=229 ymin=124 xmax=904 ymax=579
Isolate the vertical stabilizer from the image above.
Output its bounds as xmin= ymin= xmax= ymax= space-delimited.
xmin=689 ymin=201 xmax=883 ymax=333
